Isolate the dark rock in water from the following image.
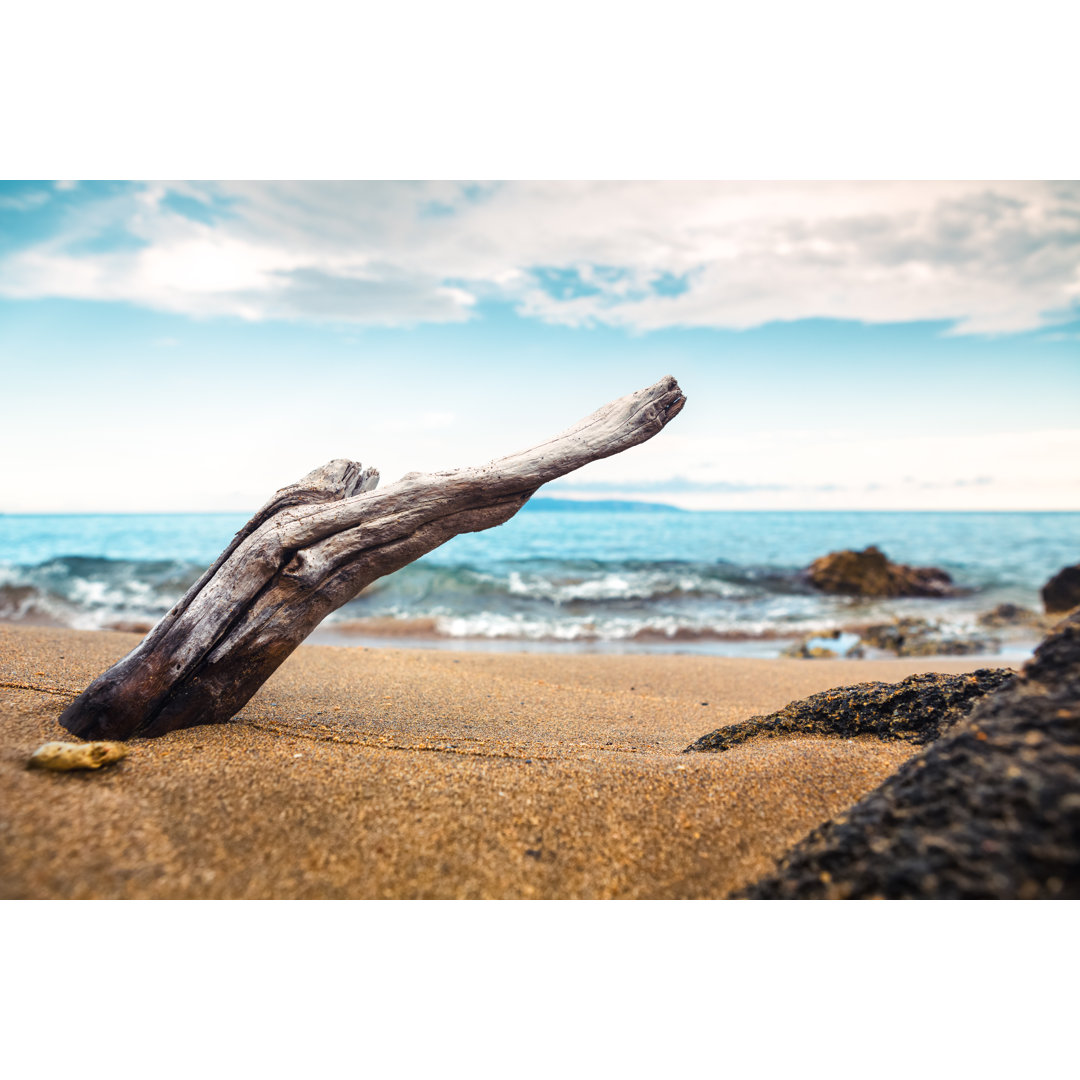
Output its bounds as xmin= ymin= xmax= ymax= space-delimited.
xmin=977 ymin=603 xmax=1042 ymax=629
xmin=739 ymin=610 xmax=1080 ymax=899
xmin=806 ymin=545 xmax=957 ymax=598
xmin=858 ymin=617 xmax=999 ymax=657
xmin=685 ymin=668 xmax=1013 ymax=753
xmin=1042 ymin=564 xmax=1080 ymax=615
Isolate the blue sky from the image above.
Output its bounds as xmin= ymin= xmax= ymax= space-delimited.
xmin=1 ymin=179 xmax=1078 ymax=512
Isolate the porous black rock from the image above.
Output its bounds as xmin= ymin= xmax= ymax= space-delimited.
xmin=1042 ymin=564 xmax=1080 ymax=616
xmin=739 ymin=610 xmax=1080 ymax=899
xmin=685 ymin=669 xmax=1014 ymax=754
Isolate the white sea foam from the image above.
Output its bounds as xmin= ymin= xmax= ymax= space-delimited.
xmin=503 ymin=568 xmax=750 ymax=603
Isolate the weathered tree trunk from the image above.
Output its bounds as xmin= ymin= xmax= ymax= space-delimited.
xmin=60 ymin=376 xmax=685 ymax=740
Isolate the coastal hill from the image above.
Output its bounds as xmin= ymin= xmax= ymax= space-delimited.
xmin=522 ymin=497 xmax=684 ymax=513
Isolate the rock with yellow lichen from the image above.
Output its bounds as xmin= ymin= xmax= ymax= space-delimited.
xmin=686 ymin=669 xmax=1014 ymax=753
xmin=28 ymin=741 xmax=128 ymax=771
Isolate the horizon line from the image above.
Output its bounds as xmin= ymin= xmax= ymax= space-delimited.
xmin=4 ymin=506 xmax=1080 ymax=517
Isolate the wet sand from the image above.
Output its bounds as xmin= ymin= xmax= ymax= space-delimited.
xmin=0 ymin=623 xmax=1004 ymax=899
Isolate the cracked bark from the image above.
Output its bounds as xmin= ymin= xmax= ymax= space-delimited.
xmin=59 ymin=375 xmax=685 ymax=740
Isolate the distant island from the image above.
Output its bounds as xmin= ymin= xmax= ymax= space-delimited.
xmin=522 ymin=497 xmax=685 ymax=513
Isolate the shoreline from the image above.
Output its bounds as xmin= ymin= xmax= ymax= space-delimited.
xmin=0 ymin=623 xmax=1010 ymax=899
xmin=307 ymin=621 xmax=1040 ymax=662
xmin=0 ymin=614 xmax=1040 ymax=664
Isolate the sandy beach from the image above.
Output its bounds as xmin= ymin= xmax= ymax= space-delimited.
xmin=0 ymin=622 xmax=1006 ymax=899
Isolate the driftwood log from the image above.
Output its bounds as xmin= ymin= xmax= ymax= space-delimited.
xmin=60 ymin=376 xmax=685 ymax=740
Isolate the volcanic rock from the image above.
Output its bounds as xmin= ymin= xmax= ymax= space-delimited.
xmin=806 ymin=545 xmax=956 ymax=598
xmin=686 ymin=668 xmax=1013 ymax=754
xmin=739 ymin=610 xmax=1080 ymax=899
xmin=1042 ymin=564 xmax=1080 ymax=616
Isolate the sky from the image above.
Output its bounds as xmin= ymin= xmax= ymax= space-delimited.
xmin=1 ymin=179 xmax=1078 ymax=513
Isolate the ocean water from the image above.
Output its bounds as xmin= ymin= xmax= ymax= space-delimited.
xmin=1 ymin=504 xmax=1076 ymax=658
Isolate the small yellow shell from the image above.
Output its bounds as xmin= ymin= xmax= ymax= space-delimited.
xmin=29 ymin=741 xmax=128 ymax=771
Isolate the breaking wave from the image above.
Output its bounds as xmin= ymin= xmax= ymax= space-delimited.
xmin=0 ymin=555 xmax=204 ymax=631
xmin=0 ymin=551 xmax=1034 ymax=651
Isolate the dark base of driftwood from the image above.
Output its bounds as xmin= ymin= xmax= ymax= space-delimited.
xmin=60 ymin=497 xmax=527 ymax=739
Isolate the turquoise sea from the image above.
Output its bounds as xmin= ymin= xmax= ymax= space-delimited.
xmin=1 ymin=503 xmax=1076 ymax=658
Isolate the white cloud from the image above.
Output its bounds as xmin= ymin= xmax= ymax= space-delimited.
xmin=0 ymin=189 xmax=51 ymax=211
xmin=1 ymin=180 xmax=1078 ymax=334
